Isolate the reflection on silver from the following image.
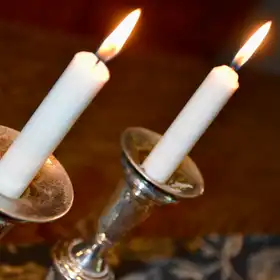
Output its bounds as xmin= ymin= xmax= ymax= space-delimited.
xmin=50 ymin=127 xmax=204 ymax=280
xmin=0 ymin=125 xmax=74 ymax=240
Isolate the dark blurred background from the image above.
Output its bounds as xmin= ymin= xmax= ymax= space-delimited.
xmin=0 ymin=0 xmax=259 ymax=58
xmin=1 ymin=0 xmax=280 ymax=244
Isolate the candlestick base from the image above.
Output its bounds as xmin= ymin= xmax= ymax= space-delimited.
xmin=47 ymin=239 xmax=114 ymax=280
xmin=0 ymin=125 xmax=74 ymax=240
xmin=49 ymin=127 xmax=204 ymax=280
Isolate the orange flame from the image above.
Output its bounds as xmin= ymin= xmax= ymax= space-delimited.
xmin=97 ymin=9 xmax=141 ymax=62
xmin=232 ymin=21 xmax=272 ymax=69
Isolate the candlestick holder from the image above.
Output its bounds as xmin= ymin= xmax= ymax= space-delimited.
xmin=49 ymin=127 xmax=204 ymax=280
xmin=0 ymin=125 xmax=74 ymax=240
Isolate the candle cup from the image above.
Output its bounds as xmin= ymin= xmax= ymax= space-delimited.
xmin=49 ymin=127 xmax=204 ymax=280
xmin=0 ymin=125 xmax=74 ymax=240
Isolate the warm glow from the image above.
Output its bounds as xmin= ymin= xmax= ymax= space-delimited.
xmin=232 ymin=21 xmax=272 ymax=69
xmin=97 ymin=9 xmax=141 ymax=62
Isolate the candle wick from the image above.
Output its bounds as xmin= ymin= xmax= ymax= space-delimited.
xmin=230 ymin=54 xmax=245 ymax=72
xmin=95 ymin=52 xmax=106 ymax=65
xmin=230 ymin=60 xmax=240 ymax=72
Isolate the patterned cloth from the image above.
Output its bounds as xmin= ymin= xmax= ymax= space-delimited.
xmin=1 ymin=235 xmax=280 ymax=279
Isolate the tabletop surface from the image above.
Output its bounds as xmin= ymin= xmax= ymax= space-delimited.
xmin=1 ymin=235 xmax=280 ymax=279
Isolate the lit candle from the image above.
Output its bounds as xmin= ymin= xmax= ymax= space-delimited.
xmin=0 ymin=9 xmax=141 ymax=198
xmin=143 ymin=21 xmax=271 ymax=183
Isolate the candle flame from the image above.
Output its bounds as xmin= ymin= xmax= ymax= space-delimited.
xmin=96 ymin=9 xmax=141 ymax=62
xmin=232 ymin=21 xmax=272 ymax=70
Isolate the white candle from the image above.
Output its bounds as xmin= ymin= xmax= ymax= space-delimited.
xmin=0 ymin=52 xmax=109 ymax=198
xmin=0 ymin=9 xmax=141 ymax=198
xmin=143 ymin=21 xmax=272 ymax=184
xmin=143 ymin=66 xmax=238 ymax=183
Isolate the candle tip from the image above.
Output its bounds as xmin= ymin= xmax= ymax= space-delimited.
xmin=96 ymin=9 xmax=141 ymax=62
xmin=231 ymin=21 xmax=272 ymax=70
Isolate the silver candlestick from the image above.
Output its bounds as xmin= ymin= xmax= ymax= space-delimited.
xmin=0 ymin=125 xmax=74 ymax=240
xmin=49 ymin=127 xmax=204 ymax=280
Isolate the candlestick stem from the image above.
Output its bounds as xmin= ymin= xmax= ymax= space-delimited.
xmin=50 ymin=127 xmax=204 ymax=280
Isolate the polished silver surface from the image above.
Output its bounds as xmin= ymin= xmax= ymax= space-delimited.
xmin=50 ymin=127 xmax=204 ymax=280
xmin=50 ymin=239 xmax=114 ymax=280
xmin=0 ymin=125 xmax=74 ymax=239
xmin=121 ymin=127 xmax=204 ymax=198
